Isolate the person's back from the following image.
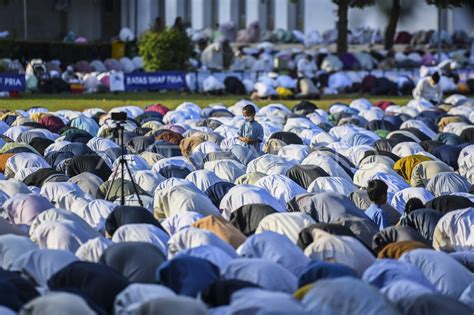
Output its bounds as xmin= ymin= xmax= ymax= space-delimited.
xmin=365 ymin=203 xmax=389 ymax=231
xmin=62 ymin=66 xmax=79 ymax=84
xmin=366 ymin=179 xmax=399 ymax=230
xmin=380 ymin=203 xmax=401 ymax=226
xmin=298 ymin=78 xmax=318 ymax=96
xmin=201 ymin=43 xmax=224 ymax=70
xmin=231 ymin=55 xmax=256 ymax=71
xmin=297 ymin=56 xmax=316 ymax=79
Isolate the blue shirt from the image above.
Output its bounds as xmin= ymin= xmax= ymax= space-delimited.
xmin=238 ymin=120 xmax=264 ymax=148
xmin=365 ymin=204 xmax=390 ymax=231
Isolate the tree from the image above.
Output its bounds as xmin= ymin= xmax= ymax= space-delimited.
xmin=425 ymin=0 xmax=471 ymax=60
xmin=333 ymin=0 xmax=375 ymax=56
xmin=381 ymin=0 xmax=469 ymax=51
xmin=378 ymin=0 xmax=416 ymax=50
xmin=138 ymin=28 xmax=193 ymax=71
xmin=384 ymin=0 xmax=401 ymax=50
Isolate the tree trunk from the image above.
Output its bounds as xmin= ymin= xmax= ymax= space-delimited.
xmin=337 ymin=0 xmax=349 ymax=56
xmin=384 ymin=0 xmax=401 ymax=50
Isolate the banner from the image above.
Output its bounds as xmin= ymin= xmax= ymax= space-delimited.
xmin=124 ymin=71 xmax=186 ymax=91
xmin=110 ymin=71 xmax=125 ymax=92
xmin=0 ymin=74 xmax=25 ymax=92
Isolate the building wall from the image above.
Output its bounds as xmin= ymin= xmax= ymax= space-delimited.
xmin=348 ymin=3 xmax=440 ymax=32
xmin=301 ymin=1 xmax=449 ymax=33
xmin=450 ymin=7 xmax=474 ymax=33
xmin=191 ymin=0 xmax=212 ymax=30
xmin=218 ymin=0 xmax=474 ymax=34
xmin=165 ymin=0 xmax=186 ymax=27
xmin=303 ymin=0 xmax=336 ymax=34
xmin=274 ymin=0 xmax=297 ymax=31
xmin=218 ymin=0 xmax=239 ymax=26
xmin=0 ymin=0 xmax=114 ymax=41
xmin=0 ymin=0 xmax=63 ymax=40
xmin=1 ymin=0 xmax=472 ymax=41
xmin=121 ymin=0 xmax=164 ymax=37
xmin=67 ymin=0 xmax=102 ymax=40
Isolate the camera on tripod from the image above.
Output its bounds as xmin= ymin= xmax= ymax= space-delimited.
xmin=111 ymin=111 xmax=127 ymax=122
xmin=105 ymin=111 xmax=143 ymax=207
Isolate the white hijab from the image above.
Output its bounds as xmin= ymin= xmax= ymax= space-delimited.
xmin=433 ymin=208 xmax=474 ymax=252
xmin=111 ymin=223 xmax=169 ymax=256
xmin=304 ymin=229 xmax=375 ymax=276
xmin=10 ymin=249 xmax=78 ymax=287
xmin=185 ymin=170 xmax=223 ymax=192
xmin=219 ymin=184 xmax=286 ymax=220
xmin=153 ymin=185 xmax=220 ymax=219
xmin=0 ymin=234 xmax=37 ymax=270
xmin=255 ymin=212 xmax=315 ymax=244
xmin=19 ymin=292 xmax=95 ymax=315
xmin=75 ymin=237 xmax=112 ymax=263
xmin=167 ymin=227 xmax=237 ymax=259
xmin=114 ymin=283 xmax=175 ymax=315
xmin=255 ymin=174 xmax=306 ymax=206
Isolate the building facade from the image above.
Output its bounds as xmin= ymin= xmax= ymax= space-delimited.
xmin=119 ymin=0 xmax=474 ymax=40
xmin=0 ymin=0 xmax=473 ymax=41
xmin=0 ymin=0 xmax=120 ymax=41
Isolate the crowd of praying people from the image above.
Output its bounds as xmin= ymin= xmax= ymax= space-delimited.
xmin=0 ymin=87 xmax=470 ymax=314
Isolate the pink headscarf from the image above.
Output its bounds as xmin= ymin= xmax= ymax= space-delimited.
xmin=3 ymin=194 xmax=53 ymax=231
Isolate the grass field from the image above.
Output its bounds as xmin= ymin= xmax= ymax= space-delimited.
xmin=0 ymin=92 xmax=415 ymax=112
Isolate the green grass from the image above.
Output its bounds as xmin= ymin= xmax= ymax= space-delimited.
xmin=0 ymin=92 xmax=415 ymax=112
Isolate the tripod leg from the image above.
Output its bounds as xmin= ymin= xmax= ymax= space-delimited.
xmin=120 ymin=160 xmax=125 ymax=206
xmin=120 ymin=126 xmax=125 ymax=206
xmin=124 ymin=159 xmax=144 ymax=208
xmin=105 ymin=165 xmax=119 ymax=201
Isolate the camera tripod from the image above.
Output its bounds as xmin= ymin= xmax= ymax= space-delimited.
xmin=105 ymin=120 xmax=144 ymax=207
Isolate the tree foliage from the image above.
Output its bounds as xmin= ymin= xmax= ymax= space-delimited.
xmin=138 ymin=28 xmax=193 ymax=72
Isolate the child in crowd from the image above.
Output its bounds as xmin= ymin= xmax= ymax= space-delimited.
xmin=238 ymin=104 xmax=263 ymax=154
xmin=366 ymin=179 xmax=401 ymax=230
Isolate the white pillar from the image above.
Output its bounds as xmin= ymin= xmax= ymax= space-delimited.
xmin=165 ymin=0 xmax=185 ymax=27
xmin=120 ymin=0 xmax=135 ymax=33
xmin=119 ymin=0 xmax=153 ymax=36
xmin=450 ymin=7 xmax=474 ymax=34
xmin=128 ymin=0 xmax=136 ymax=33
xmin=148 ymin=0 xmax=159 ymax=27
xmin=120 ymin=0 xmax=128 ymax=28
xmin=137 ymin=0 xmax=157 ymax=34
xmin=218 ymin=0 xmax=239 ymax=25
xmin=446 ymin=9 xmax=454 ymax=34
xmin=304 ymin=0 xmax=318 ymax=33
xmin=274 ymin=0 xmax=296 ymax=30
xmin=246 ymin=0 xmax=267 ymax=30
xmin=192 ymin=0 xmax=212 ymax=30
xmin=68 ymin=0 xmax=101 ymax=40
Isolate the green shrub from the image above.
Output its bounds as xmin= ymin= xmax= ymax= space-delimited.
xmin=138 ymin=28 xmax=193 ymax=71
